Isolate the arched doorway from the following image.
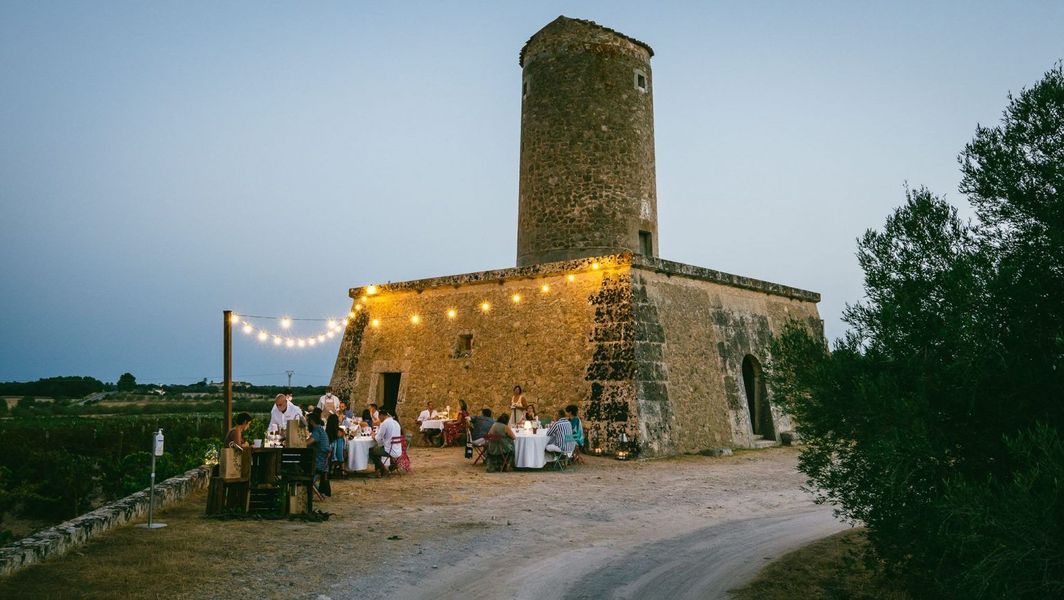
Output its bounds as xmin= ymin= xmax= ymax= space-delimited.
xmin=742 ymin=355 xmax=774 ymax=440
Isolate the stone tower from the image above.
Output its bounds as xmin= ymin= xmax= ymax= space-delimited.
xmin=516 ymin=16 xmax=659 ymax=267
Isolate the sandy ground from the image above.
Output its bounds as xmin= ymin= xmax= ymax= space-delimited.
xmin=0 ymin=446 xmax=847 ymax=600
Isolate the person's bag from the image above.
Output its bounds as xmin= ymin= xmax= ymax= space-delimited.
xmin=220 ymin=445 xmax=248 ymax=480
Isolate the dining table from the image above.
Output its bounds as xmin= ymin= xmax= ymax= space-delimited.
xmin=345 ymin=436 xmax=377 ymax=471
xmin=513 ymin=431 xmax=549 ymax=469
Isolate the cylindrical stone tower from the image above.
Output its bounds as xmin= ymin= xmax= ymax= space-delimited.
xmin=516 ymin=16 xmax=658 ymax=267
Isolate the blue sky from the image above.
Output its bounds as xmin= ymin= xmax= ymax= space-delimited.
xmin=1 ymin=1 xmax=1061 ymax=385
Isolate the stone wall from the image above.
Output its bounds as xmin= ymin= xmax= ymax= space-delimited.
xmin=0 ymin=465 xmax=211 ymax=577
xmin=330 ymin=254 xmax=822 ymax=457
xmin=636 ymin=266 xmax=821 ymax=452
xmin=332 ymin=256 xmax=630 ymax=436
xmin=517 ymin=16 xmax=658 ymax=266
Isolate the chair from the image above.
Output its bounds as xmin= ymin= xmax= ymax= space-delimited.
xmin=482 ymin=433 xmax=511 ymax=472
xmin=467 ymin=430 xmax=488 ymax=465
xmin=389 ymin=435 xmax=412 ymax=474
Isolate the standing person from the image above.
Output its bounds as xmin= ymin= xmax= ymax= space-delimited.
xmin=369 ymin=408 xmax=403 ymax=476
xmin=270 ymin=393 xmax=304 ymax=431
xmin=566 ymin=404 xmax=585 ymax=447
xmin=306 ymin=413 xmax=331 ymax=498
xmin=224 ymin=412 xmax=253 ymax=449
xmin=510 ymin=385 xmax=527 ymax=424
xmin=318 ymin=386 xmax=341 ymax=418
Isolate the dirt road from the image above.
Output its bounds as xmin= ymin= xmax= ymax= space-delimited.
xmin=0 ymin=446 xmax=846 ymax=600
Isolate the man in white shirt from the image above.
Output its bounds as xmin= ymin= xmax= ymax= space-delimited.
xmin=317 ymin=386 xmax=340 ymax=418
xmin=369 ymin=409 xmax=403 ymax=476
xmin=416 ymin=401 xmax=441 ymax=446
xmin=270 ymin=393 xmax=304 ymax=431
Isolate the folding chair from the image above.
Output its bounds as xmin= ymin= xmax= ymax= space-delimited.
xmin=482 ymin=433 xmax=511 ymax=472
xmin=469 ymin=430 xmax=488 ymax=465
xmin=388 ymin=435 xmax=412 ymax=474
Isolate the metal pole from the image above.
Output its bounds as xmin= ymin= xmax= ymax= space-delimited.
xmin=147 ymin=451 xmax=156 ymax=525
xmin=286 ymin=370 xmax=294 ymax=388
xmin=223 ymin=310 xmax=233 ymax=439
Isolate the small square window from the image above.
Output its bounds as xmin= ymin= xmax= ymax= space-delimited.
xmin=453 ymin=333 xmax=474 ymax=358
xmin=639 ymin=230 xmax=653 ymax=256
xmin=634 ymin=70 xmax=648 ymax=92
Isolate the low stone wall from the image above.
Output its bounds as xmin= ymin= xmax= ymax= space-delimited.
xmin=0 ymin=464 xmax=212 ymax=577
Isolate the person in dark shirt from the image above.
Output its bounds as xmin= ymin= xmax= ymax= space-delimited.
xmin=307 ymin=413 xmax=331 ymax=498
xmin=469 ymin=408 xmax=495 ymax=446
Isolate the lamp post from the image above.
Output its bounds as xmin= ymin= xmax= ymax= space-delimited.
xmin=136 ymin=429 xmax=167 ymax=529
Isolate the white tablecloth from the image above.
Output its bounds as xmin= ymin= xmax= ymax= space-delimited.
xmin=345 ymin=437 xmax=376 ymax=471
xmin=420 ymin=419 xmax=445 ymax=431
xmin=514 ymin=432 xmax=549 ymax=469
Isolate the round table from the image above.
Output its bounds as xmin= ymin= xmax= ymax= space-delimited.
xmin=514 ymin=432 xmax=549 ymax=469
xmin=345 ymin=436 xmax=376 ymax=471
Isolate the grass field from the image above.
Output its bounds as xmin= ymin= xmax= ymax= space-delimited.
xmin=731 ymin=528 xmax=909 ymax=600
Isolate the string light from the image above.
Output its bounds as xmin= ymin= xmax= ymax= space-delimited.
xmin=410 ymin=314 xmax=420 ymax=324
xmin=446 ymin=308 xmax=457 ymax=319
xmin=273 ymin=336 xmax=282 ymax=346
xmin=242 ymin=324 xmax=253 ymax=334
xmin=541 ymin=284 xmax=550 ymax=293
xmin=326 ymin=319 xmax=337 ymax=330
xmin=366 ymin=285 xmax=378 ymax=295
xmin=568 ymin=274 xmax=576 ymax=282
xmin=285 ymin=338 xmax=295 ymax=347
xmin=480 ymin=301 xmax=491 ymax=313
xmin=280 ymin=317 xmax=292 ymax=329
xmin=230 ymin=314 xmax=241 ymax=325
xmin=354 ymin=304 xmax=363 ymax=311
xmin=361 ymin=295 xmax=368 ymax=303
xmin=591 ymin=262 xmax=600 ymax=270
xmin=297 ymin=338 xmax=306 ymax=347
xmin=308 ymin=338 xmax=317 ymax=347
xmin=371 ymin=319 xmax=381 ymax=328
xmin=511 ymin=293 xmax=522 ymax=303
xmin=258 ymin=331 xmax=268 ymax=341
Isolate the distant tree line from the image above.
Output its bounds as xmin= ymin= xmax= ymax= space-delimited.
xmin=769 ymin=64 xmax=1064 ymax=598
xmin=0 ymin=375 xmax=327 ymax=401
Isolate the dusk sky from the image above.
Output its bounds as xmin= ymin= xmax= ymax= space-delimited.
xmin=2 ymin=1 xmax=1061 ymax=386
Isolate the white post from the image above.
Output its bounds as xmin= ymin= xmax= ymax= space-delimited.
xmin=137 ymin=429 xmax=167 ymax=529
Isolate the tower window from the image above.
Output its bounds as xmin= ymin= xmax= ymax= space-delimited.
xmin=523 ymin=77 xmax=531 ymax=98
xmin=634 ymin=70 xmax=648 ymax=92
xmin=639 ymin=230 xmax=653 ymax=256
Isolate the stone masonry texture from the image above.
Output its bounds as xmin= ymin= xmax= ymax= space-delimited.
xmin=517 ymin=17 xmax=658 ymax=266
xmin=330 ymin=254 xmax=821 ymax=457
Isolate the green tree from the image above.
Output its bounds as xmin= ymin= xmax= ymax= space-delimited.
xmin=116 ymin=372 xmax=137 ymax=391
xmin=770 ymin=64 xmax=1064 ymax=598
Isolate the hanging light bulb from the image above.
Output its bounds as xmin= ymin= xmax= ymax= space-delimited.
xmin=317 ymin=334 xmax=326 ymax=343
xmin=348 ymin=311 xmax=356 ymax=318
xmin=308 ymin=338 xmax=317 ymax=347
xmin=446 ymin=308 xmax=457 ymax=319
xmin=242 ymin=324 xmax=253 ymax=334
xmin=541 ymin=284 xmax=550 ymax=293
xmin=480 ymin=301 xmax=491 ymax=313
xmin=366 ymin=285 xmax=378 ymax=295
xmin=285 ymin=338 xmax=295 ymax=347
xmin=273 ymin=336 xmax=282 ymax=346
xmin=230 ymin=314 xmax=240 ymax=325
xmin=297 ymin=338 xmax=306 ymax=347
xmin=511 ymin=293 xmax=521 ymax=303
xmin=258 ymin=331 xmax=268 ymax=342
xmin=354 ymin=304 xmax=362 ymax=311
xmin=342 ymin=318 xmax=349 ymax=327
xmin=280 ymin=317 xmax=292 ymax=329
xmin=410 ymin=314 xmax=420 ymax=324
xmin=568 ymin=274 xmax=576 ymax=282
xmin=371 ymin=319 xmax=381 ymax=328
xmin=591 ymin=262 xmax=600 ymax=270
xmin=326 ymin=330 xmax=335 ymax=338
xmin=326 ymin=319 xmax=337 ymax=330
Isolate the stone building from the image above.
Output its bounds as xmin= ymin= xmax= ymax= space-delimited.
xmin=330 ymin=16 xmax=822 ymax=456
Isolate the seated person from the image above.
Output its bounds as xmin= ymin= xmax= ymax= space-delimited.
xmin=566 ymin=404 xmax=585 ymax=447
xmin=485 ymin=413 xmax=516 ymax=472
xmin=545 ymin=409 xmax=575 ymax=456
xmin=224 ymin=412 xmax=253 ymax=449
xmin=357 ymin=419 xmax=373 ymax=436
xmin=524 ymin=403 xmax=538 ymax=425
xmin=469 ymin=408 xmax=495 ymax=446
xmin=417 ymin=401 xmax=442 ymax=446
xmin=367 ymin=403 xmax=381 ymax=427
xmin=369 ymin=408 xmax=403 ymax=476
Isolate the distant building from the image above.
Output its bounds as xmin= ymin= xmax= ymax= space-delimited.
xmin=330 ymin=17 xmax=822 ymax=456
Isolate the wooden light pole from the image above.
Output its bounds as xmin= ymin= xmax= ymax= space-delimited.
xmin=223 ymin=309 xmax=233 ymax=439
